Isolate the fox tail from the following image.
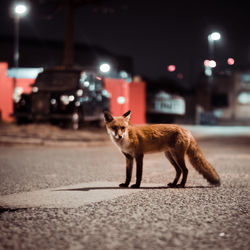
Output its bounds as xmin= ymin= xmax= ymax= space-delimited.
xmin=187 ymin=136 xmax=220 ymax=185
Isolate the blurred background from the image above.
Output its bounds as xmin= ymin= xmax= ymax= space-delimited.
xmin=0 ymin=0 xmax=250 ymax=128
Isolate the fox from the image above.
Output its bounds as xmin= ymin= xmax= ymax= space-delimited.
xmin=104 ymin=110 xmax=220 ymax=188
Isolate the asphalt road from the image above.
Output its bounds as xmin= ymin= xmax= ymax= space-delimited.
xmin=0 ymin=132 xmax=249 ymax=250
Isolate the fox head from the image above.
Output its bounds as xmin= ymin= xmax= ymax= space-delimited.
xmin=104 ymin=110 xmax=131 ymax=141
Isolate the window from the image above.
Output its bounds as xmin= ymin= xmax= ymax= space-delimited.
xmin=211 ymin=93 xmax=228 ymax=107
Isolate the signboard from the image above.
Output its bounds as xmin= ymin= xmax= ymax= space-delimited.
xmin=154 ymin=91 xmax=185 ymax=115
xmin=7 ymin=68 xmax=43 ymax=79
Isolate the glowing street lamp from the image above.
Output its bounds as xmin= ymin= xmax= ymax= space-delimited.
xmin=206 ymin=32 xmax=221 ymax=82
xmin=99 ymin=63 xmax=111 ymax=73
xmin=208 ymin=31 xmax=221 ymax=60
xmin=11 ymin=2 xmax=29 ymax=88
xmin=14 ymin=3 xmax=28 ymax=17
xmin=209 ymin=32 xmax=221 ymax=41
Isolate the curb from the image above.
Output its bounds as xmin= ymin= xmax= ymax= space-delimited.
xmin=0 ymin=136 xmax=110 ymax=147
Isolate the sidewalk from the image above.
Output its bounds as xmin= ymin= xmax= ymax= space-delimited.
xmin=1 ymin=122 xmax=250 ymax=146
xmin=0 ymin=123 xmax=110 ymax=146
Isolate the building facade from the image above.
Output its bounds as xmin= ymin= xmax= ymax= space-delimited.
xmin=197 ymin=71 xmax=250 ymax=125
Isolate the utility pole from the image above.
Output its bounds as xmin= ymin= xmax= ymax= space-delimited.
xmin=62 ymin=0 xmax=74 ymax=68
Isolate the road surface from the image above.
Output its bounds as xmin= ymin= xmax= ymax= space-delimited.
xmin=0 ymin=130 xmax=249 ymax=250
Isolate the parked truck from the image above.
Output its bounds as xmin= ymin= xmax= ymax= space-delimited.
xmin=13 ymin=67 xmax=110 ymax=129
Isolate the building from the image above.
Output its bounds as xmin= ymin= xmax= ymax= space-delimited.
xmin=197 ymin=71 xmax=250 ymax=125
xmin=146 ymin=77 xmax=196 ymax=124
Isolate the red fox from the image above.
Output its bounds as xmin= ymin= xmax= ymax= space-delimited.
xmin=104 ymin=110 xmax=220 ymax=188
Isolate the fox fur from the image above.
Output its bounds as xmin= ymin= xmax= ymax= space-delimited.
xmin=104 ymin=110 xmax=220 ymax=188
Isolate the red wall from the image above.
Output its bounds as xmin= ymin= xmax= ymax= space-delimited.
xmin=104 ymin=78 xmax=146 ymax=124
xmin=104 ymin=78 xmax=129 ymax=116
xmin=0 ymin=62 xmax=35 ymax=122
xmin=0 ymin=63 xmax=14 ymax=122
xmin=129 ymin=81 xmax=146 ymax=124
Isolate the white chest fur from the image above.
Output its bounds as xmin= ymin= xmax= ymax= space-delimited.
xmin=107 ymin=128 xmax=133 ymax=155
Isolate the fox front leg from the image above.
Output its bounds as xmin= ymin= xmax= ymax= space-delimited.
xmin=130 ymin=154 xmax=144 ymax=188
xmin=119 ymin=152 xmax=133 ymax=187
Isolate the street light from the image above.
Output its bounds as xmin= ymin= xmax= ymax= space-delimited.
xmin=206 ymin=32 xmax=221 ymax=110
xmin=209 ymin=32 xmax=221 ymax=41
xmin=99 ymin=63 xmax=111 ymax=73
xmin=208 ymin=32 xmax=221 ymax=60
xmin=206 ymin=32 xmax=221 ymax=80
xmin=11 ymin=2 xmax=29 ymax=88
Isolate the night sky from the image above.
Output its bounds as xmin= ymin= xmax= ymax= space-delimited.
xmin=1 ymin=0 xmax=250 ymax=87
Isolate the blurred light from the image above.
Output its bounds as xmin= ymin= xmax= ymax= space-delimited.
xmin=119 ymin=71 xmax=128 ymax=78
xmin=83 ymin=81 xmax=89 ymax=87
xmin=72 ymin=113 xmax=79 ymax=121
xmin=50 ymin=99 xmax=56 ymax=105
xmin=75 ymin=101 xmax=80 ymax=107
xmin=76 ymin=89 xmax=83 ymax=96
xmin=69 ymin=95 xmax=75 ymax=102
xmin=100 ymin=63 xmax=111 ymax=73
xmin=102 ymin=89 xmax=111 ymax=98
xmin=177 ymin=73 xmax=183 ymax=79
xmin=238 ymin=92 xmax=250 ymax=104
xmin=227 ymin=58 xmax=235 ymax=65
xmin=89 ymin=84 xmax=95 ymax=91
xmin=204 ymin=60 xmax=216 ymax=68
xmin=60 ymin=95 xmax=70 ymax=105
xmin=204 ymin=60 xmax=210 ymax=67
xmin=117 ymin=96 xmax=126 ymax=104
xmin=13 ymin=86 xmax=23 ymax=103
xmin=209 ymin=32 xmax=221 ymax=41
xmin=208 ymin=60 xmax=216 ymax=68
xmin=96 ymin=76 xmax=102 ymax=80
xmin=168 ymin=65 xmax=176 ymax=72
xmin=13 ymin=3 xmax=29 ymax=17
xmin=205 ymin=68 xmax=212 ymax=76
xmin=32 ymin=86 xmax=39 ymax=93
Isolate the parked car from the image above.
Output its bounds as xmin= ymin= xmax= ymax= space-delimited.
xmin=13 ymin=67 xmax=110 ymax=129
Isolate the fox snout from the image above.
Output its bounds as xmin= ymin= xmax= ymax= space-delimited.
xmin=112 ymin=129 xmax=125 ymax=140
xmin=116 ymin=134 xmax=123 ymax=140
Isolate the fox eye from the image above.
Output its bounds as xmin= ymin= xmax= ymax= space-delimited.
xmin=121 ymin=126 xmax=125 ymax=130
xmin=111 ymin=126 xmax=117 ymax=130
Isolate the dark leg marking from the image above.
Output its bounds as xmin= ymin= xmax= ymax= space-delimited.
xmin=120 ymin=152 xmax=133 ymax=187
xmin=175 ymin=157 xmax=188 ymax=188
xmin=165 ymin=151 xmax=182 ymax=187
xmin=130 ymin=154 xmax=144 ymax=188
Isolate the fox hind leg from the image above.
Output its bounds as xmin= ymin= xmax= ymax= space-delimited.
xmin=165 ymin=151 xmax=182 ymax=187
xmin=172 ymin=153 xmax=188 ymax=188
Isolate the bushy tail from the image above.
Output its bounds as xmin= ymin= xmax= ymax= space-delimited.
xmin=187 ymin=136 xmax=220 ymax=185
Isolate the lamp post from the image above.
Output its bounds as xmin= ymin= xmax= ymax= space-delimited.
xmin=208 ymin=32 xmax=221 ymax=60
xmin=207 ymin=32 xmax=221 ymax=82
xmin=12 ymin=2 xmax=29 ymax=88
xmin=205 ymin=32 xmax=221 ymax=110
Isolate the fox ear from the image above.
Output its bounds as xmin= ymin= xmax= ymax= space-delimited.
xmin=122 ymin=110 xmax=131 ymax=120
xmin=103 ymin=110 xmax=113 ymax=123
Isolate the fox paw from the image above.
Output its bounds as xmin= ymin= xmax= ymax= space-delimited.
xmin=167 ymin=183 xmax=177 ymax=188
xmin=176 ymin=184 xmax=185 ymax=188
xmin=119 ymin=183 xmax=129 ymax=188
xmin=130 ymin=184 xmax=140 ymax=189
